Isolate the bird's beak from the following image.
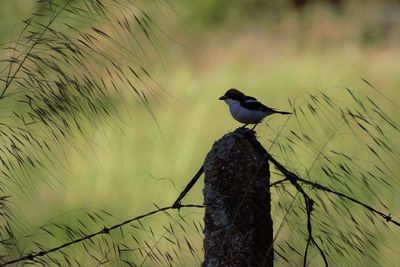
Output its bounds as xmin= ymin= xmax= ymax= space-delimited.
xmin=219 ymin=95 xmax=227 ymax=100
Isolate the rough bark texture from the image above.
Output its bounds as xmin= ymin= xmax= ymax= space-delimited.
xmin=202 ymin=128 xmax=273 ymax=267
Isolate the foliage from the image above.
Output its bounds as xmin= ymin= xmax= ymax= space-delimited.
xmin=267 ymin=82 xmax=400 ymax=266
xmin=0 ymin=0 xmax=399 ymax=266
xmin=0 ymin=0 xmax=170 ymax=265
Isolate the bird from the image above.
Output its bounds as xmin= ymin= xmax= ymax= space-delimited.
xmin=219 ymin=88 xmax=291 ymax=130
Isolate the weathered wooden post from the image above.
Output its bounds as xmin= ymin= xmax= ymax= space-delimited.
xmin=202 ymin=128 xmax=274 ymax=267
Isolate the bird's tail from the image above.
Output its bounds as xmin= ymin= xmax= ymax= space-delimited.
xmin=275 ymin=110 xmax=292 ymax=115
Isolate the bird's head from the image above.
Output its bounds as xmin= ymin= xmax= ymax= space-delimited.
xmin=219 ymin=88 xmax=245 ymax=101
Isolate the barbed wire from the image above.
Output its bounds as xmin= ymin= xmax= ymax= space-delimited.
xmin=244 ymin=131 xmax=399 ymax=266
xmin=261 ymin=144 xmax=400 ymax=228
xmin=3 ymin=129 xmax=400 ymax=266
xmin=0 ymin=204 xmax=205 ymax=266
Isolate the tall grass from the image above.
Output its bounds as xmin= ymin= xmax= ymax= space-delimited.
xmin=0 ymin=1 xmax=399 ymax=266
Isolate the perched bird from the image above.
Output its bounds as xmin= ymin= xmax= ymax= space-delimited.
xmin=219 ymin=88 xmax=291 ymax=130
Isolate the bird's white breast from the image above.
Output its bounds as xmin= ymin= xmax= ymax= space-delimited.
xmin=224 ymin=99 xmax=267 ymax=124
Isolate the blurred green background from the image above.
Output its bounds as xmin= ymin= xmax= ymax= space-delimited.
xmin=1 ymin=0 xmax=400 ymax=266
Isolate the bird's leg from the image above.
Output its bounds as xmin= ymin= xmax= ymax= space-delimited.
xmin=251 ymin=124 xmax=258 ymax=131
xmin=241 ymin=124 xmax=249 ymax=128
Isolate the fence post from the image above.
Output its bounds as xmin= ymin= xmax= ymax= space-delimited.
xmin=202 ymin=128 xmax=274 ymax=267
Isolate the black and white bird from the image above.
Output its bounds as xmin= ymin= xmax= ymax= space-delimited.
xmin=219 ymin=88 xmax=291 ymax=130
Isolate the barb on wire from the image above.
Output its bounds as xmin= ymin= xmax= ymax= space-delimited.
xmin=1 ymin=204 xmax=205 ymax=266
xmin=297 ymin=178 xmax=400 ymax=227
xmin=269 ymin=177 xmax=290 ymax=188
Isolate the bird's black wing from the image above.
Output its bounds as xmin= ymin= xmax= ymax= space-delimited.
xmin=240 ymin=99 xmax=276 ymax=112
xmin=241 ymin=99 xmax=292 ymax=114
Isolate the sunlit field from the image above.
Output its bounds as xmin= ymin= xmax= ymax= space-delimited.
xmin=1 ymin=1 xmax=400 ymax=266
